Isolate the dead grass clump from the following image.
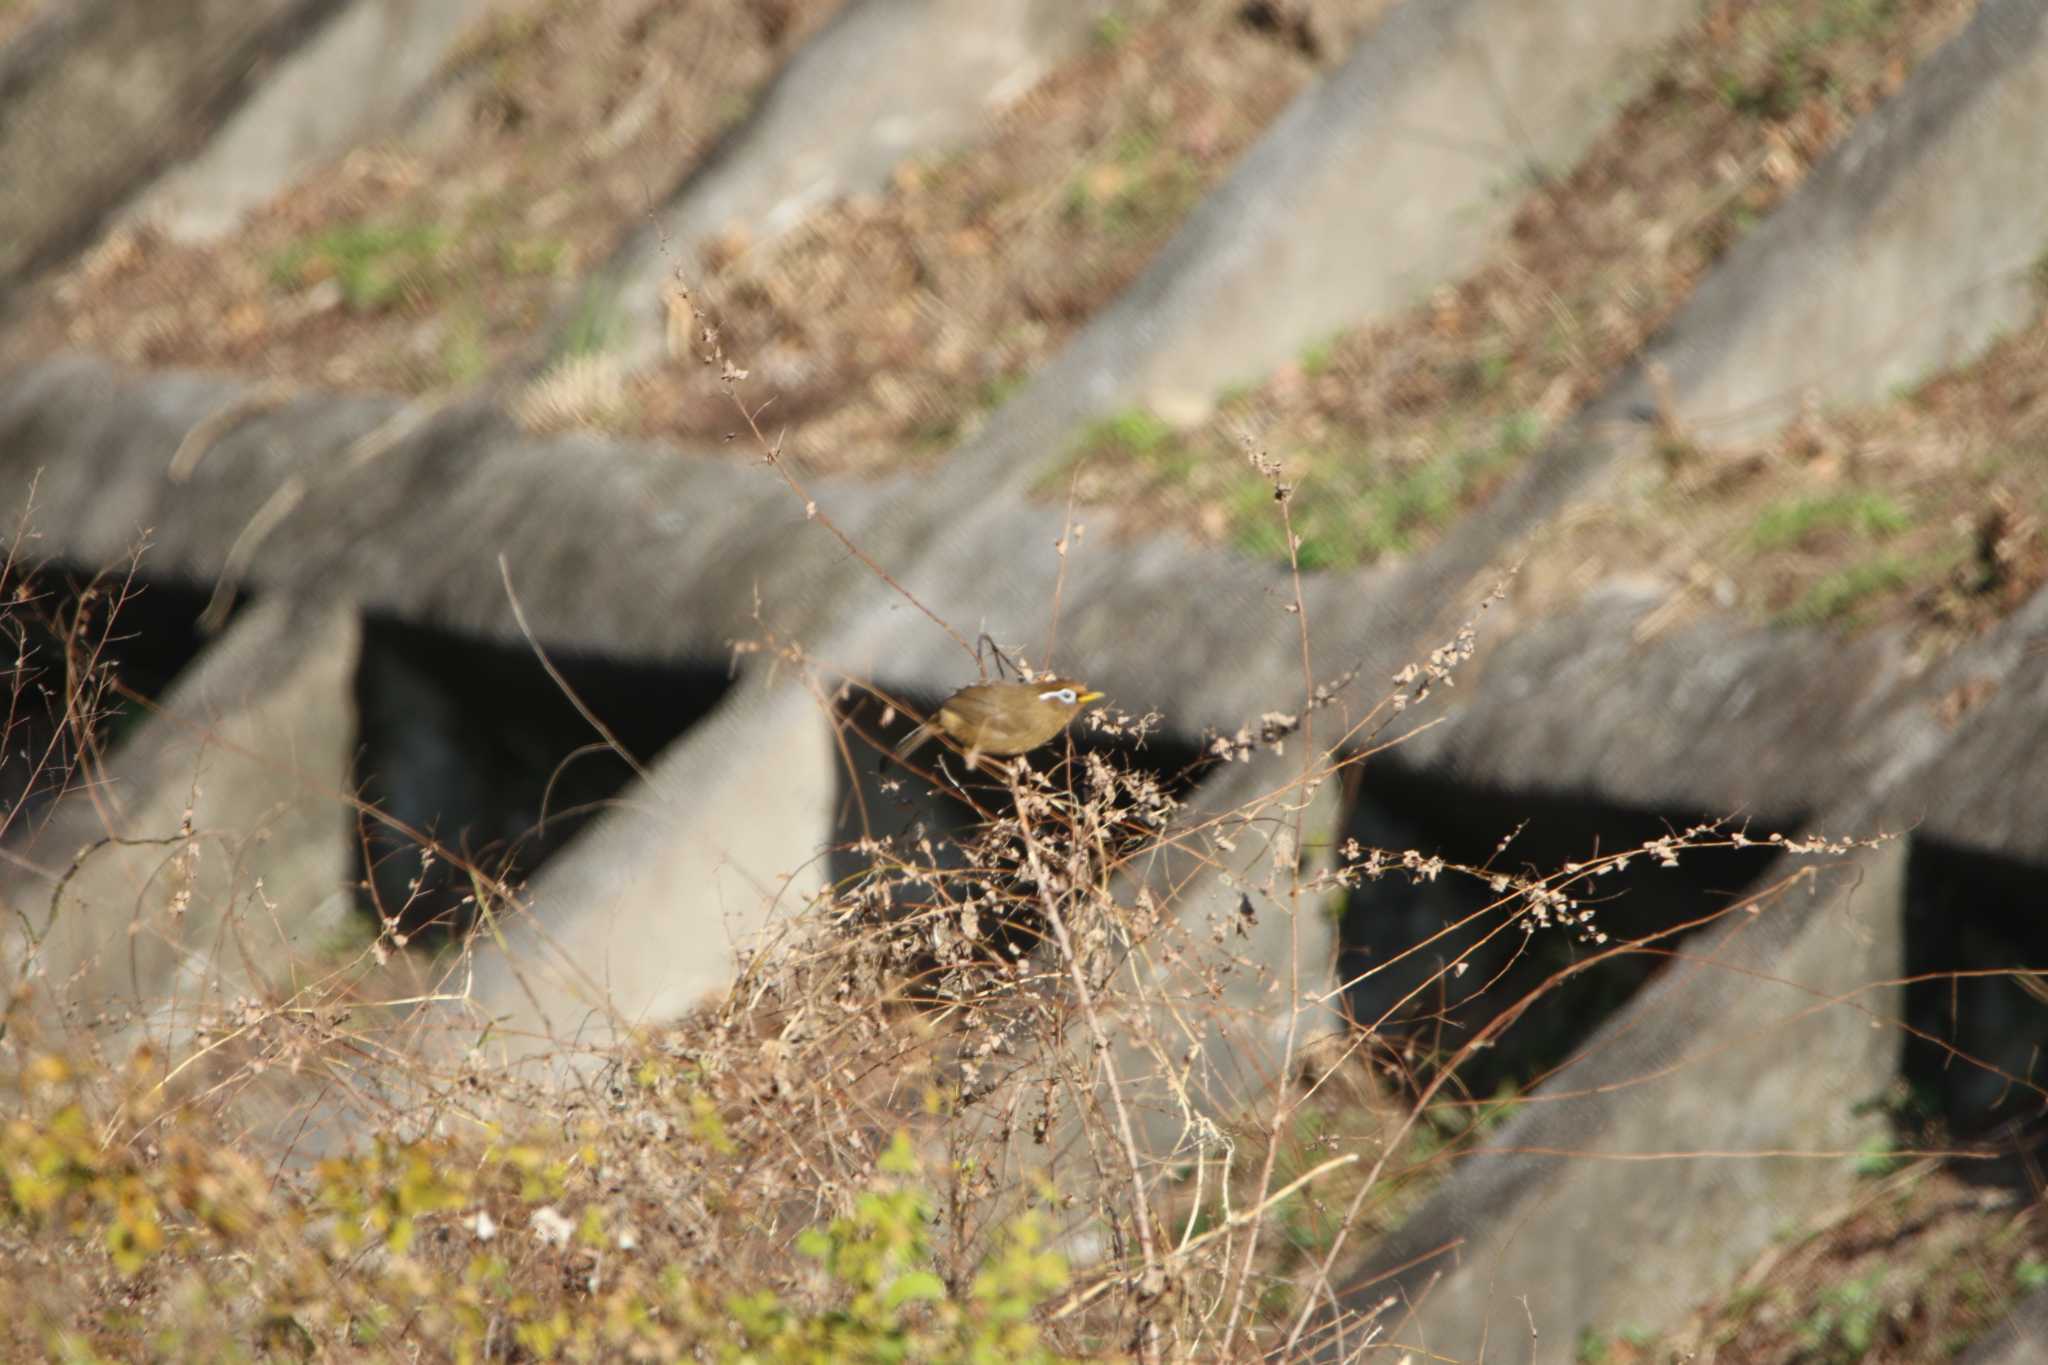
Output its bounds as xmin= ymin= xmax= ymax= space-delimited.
xmin=1524 ymin=311 xmax=2048 ymax=652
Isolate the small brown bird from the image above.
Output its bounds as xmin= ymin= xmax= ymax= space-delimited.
xmin=893 ymin=679 xmax=1105 ymax=760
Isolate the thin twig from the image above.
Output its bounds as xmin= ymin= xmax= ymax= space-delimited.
xmin=1043 ymin=463 xmax=1085 ymax=669
xmin=682 ymin=284 xmax=979 ymax=666
xmin=1011 ymin=774 xmax=1163 ymax=1359
xmin=1221 ymin=462 xmax=1320 ymax=1354
xmin=498 ymin=554 xmax=653 ymax=787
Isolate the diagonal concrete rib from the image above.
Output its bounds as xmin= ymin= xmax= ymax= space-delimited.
xmin=1653 ymin=0 xmax=2048 ymax=445
xmin=0 ymin=0 xmax=350 ymax=294
xmin=562 ymin=0 xmax=1115 ymax=375
xmin=1107 ymin=0 xmax=1709 ymax=425
xmin=1340 ymin=842 xmax=1911 ymax=1362
xmin=1911 ymin=644 xmax=2048 ymax=863
xmin=3 ymin=596 xmax=361 ymax=1057
xmin=1386 ymin=583 xmax=1918 ymax=820
xmin=125 ymin=0 xmax=504 ymax=244
xmin=0 ymin=359 xmax=838 ymax=657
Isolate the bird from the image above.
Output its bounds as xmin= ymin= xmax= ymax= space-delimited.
xmin=892 ymin=679 xmax=1105 ymax=760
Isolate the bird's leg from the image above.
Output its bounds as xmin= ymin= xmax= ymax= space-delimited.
xmin=935 ymin=753 xmax=970 ymax=797
xmin=966 ymin=749 xmax=1022 ymax=783
xmin=975 ymin=632 xmax=1019 ymax=682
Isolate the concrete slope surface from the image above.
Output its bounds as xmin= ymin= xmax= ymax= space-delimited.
xmin=1958 ymin=1284 xmax=2048 ymax=1365
xmin=127 ymin=0 xmax=503 ymax=243
xmin=573 ymin=0 xmax=1119 ymax=374
xmin=0 ymin=0 xmax=344 ymax=291
xmin=0 ymin=0 xmax=2045 ymax=1355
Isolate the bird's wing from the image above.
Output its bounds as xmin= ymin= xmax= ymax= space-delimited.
xmin=941 ymin=686 xmax=1007 ymax=727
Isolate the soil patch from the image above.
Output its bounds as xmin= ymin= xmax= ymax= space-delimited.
xmin=1612 ymin=1159 xmax=2048 ymax=1363
xmin=1518 ymin=303 xmax=2048 ymax=659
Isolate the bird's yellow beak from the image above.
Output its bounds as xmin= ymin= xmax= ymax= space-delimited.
xmin=1077 ymin=690 xmax=1105 ymax=705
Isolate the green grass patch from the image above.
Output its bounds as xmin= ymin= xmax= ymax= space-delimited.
xmin=1776 ymin=539 xmax=1971 ymax=627
xmin=2031 ymin=237 xmax=2048 ymax=297
xmin=1065 ymin=408 xmax=1544 ymax=571
xmin=1078 ymin=407 xmax=1176 ymax=462
xmin=1216 ymin=379 xmax=1259 ymax=409
xmin=976 ymin=371 xmax=1027 ymax=413
xmin=1780 ymin=554 xmax=1915 ymax=625
xmin=1234 ymin=412 xmax=1541 ymax=568
xmin=917 ymin=374 xmax=1029 ymax=455
xmin=559 ymin=280 xmax=624 ymax=357
xmin=441 ymin=310 xmax=488 ymax=385
xmin=1717 ymin=0 xmax=1901 ymax=120
xmin=1459 ymin=346 xmax=1512 ymax=398
xmin=1796 ymin=1271 xmax=1889 ymax=1364
xmin=1300 ymin=334 xmax=1340 ymax=378
xmin=498 ymin=235 xmax=568 ymax=279
xmin=1851 ymin=1132 xmax=1904 ymax=1179
xmin=1062 ymin=131 xmax=1201 ymax=238
xmin=271 ymin=221 xmax=450 ymax=313
xmin=1748 ymin=491 xmax=1912 ymax=551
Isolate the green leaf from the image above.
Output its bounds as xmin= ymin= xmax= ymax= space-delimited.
xmin=879 ymin=1131 xmax=921 ymax=1178
xmin=884 ymin=1271 xmax=946 ymax=1309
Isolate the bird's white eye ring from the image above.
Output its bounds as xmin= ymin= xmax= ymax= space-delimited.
xmin=1043 ymin=687 xmax=1077 ymax=705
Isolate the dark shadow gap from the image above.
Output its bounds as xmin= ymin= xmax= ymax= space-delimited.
xmin=825 ymin=688 xmax=1215 ymax=970
xmin=0 ymin=564 xmax=241 ymax=840
xmin=1337 ymin=757 xmax=1795 ymax=1102
xmin=351 ymin=616 xmax=732 ymax=938
xmin=1903 ymin=836 xmax=2048 ymax=1184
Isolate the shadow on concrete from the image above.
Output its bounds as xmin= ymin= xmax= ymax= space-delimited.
xmin=1904 ymin=836 xmax=2048 ymax=1183
xmin=351 ymin=616 xmax=732 ymax=938
xmin=824 ymin=689 xmax=1216 ymax=977
xmin=0 ymin=565 xmax=243 ymax=837
xmin=1337 ymin=758 xmax=1796 ymax=1101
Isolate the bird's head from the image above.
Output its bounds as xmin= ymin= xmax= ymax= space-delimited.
xmin=1035 ymin=679 xmax=1105 ymax=713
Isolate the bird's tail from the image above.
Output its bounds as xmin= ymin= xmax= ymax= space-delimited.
xmin=890 ymin=720 xmax=937 ymax=763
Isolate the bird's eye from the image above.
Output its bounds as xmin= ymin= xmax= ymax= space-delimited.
xmin=1043 ymin=687 xmax=1077 ymax=705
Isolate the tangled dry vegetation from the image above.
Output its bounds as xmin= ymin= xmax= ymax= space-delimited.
xmin=0 ymin=372 xmax=1911 ymax=1361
